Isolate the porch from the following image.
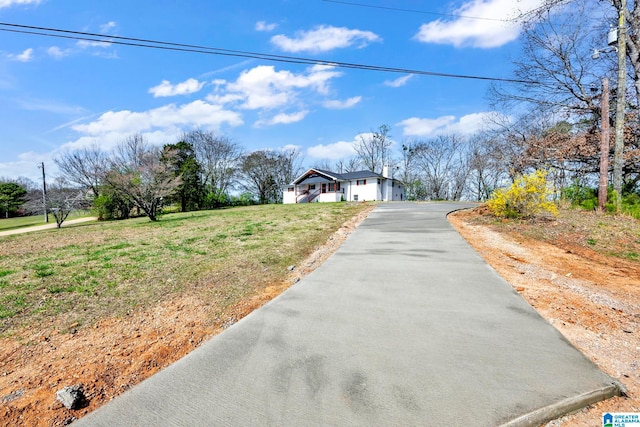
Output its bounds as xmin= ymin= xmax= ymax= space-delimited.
xmin=291 ymin=182 xmax=344 ymax=203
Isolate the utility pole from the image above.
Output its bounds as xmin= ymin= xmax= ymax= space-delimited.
xmin=613 ymin=0 xmax=627 ymax=212
xmin=599 ymin=78 xmax=610 ymax=211
xmin=39 ymin=162 xmax=49 ymax=223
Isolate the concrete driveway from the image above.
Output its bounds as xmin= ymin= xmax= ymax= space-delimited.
xmin=0 ymin=217 xmax=97 ymax=237
xmin=74 ymin=202 xmax=621 ymax=426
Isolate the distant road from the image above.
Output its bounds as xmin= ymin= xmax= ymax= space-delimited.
xmin=0 ymin=217 xmax=98 ymax=237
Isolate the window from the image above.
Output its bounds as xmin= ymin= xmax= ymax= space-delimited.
xmin=309 ymin=184 xmax=315 ymax=190
xmin=356 ymin=179 xmax=366 ymax=186
xmin=287 ymin=187 xmax=294 ymax=192
xmin=321 ymin=183 xmax=327 ymax=193
xmin=328 ymin=183 xmax=335 ymax=192
xmin=336 ymin=182 xmax=341 ymax=191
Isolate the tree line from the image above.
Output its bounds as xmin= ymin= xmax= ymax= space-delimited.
xmin=2 ymin=110 xmax=638 ymax=225
xmin=1 ymin=130 xmax=304 ymax=224
xmin=56 ymin=131 xmax=304 ymax=221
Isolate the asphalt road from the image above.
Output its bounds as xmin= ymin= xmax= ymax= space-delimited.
xmin=74 ymin=202 xmax=621 ymax=426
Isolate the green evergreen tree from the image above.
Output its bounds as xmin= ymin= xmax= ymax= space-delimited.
xmin=0 ymin=182 xmax=27 ymax=218
xmin=162 ymin=141 xmax=204 ymax=212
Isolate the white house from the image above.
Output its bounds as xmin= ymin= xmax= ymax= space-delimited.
xmin=283 ymin=166 xmax=405 ymax=204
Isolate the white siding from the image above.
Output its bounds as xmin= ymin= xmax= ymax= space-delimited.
xmin=282 ymin=187 xmax=296 ymax=204
xmin=348 ymin=179 xmax=379 ymax=202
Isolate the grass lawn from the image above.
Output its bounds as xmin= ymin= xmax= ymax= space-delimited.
xmin=0 ymin=203 xmax=370 ymax=336
xmin=0 ymin=210 xmax=92 ymax=232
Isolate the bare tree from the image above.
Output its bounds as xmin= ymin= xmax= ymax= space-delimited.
xmin=466 ymin=134 xmax=506 ymax=201
xmin=334 ymin=156 xmax=363 ymax=173
xmin=415 ymin=135 xmax=469 ymax=200
xmin=239 ymin=149 xmax=303 ymax=204
xmin=310 ymin=159 xmax=334 ymax=172
xmin=22 ymin=178 xmax=88 ymax=227
xmin=239 ymin=150 xmax=280 ymax=204
xmin=0 ymin=176 xmax=38 ymax=191
xmin=399 ymin=140 xmax=422 ymax=200
xmin=353 ymin=124 xmax=393 ymax=174
xmin=104 ymin=135 xmax=182 ymax=221
xmin=54 ymin=144 xmax=107 ymax=199
xmin=185 ymin=130 xmax=243 ymax=197
xmin=277 ymin=147 xmax=304 ymax=187
xmin=491 ymin=1 xmax=607 ymax=118
xmin=484 ymin=112 xmax=548 ymax=180
xmin=47 ymin=178 xmax=89 ymax=228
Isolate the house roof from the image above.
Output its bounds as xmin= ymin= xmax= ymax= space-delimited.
xmin=289 ymin=168 xmax=395 ymax=185
xmin=339 ymin=170 xmax=383 ymax=180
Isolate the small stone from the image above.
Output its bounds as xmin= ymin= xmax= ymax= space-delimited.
xmin=287 ymin=265 xmax=295 ymax=271
xmin=2 ymin=389 xmax=24 ymax=403
xmin=56 ymin=385 xmax=87 ymax=410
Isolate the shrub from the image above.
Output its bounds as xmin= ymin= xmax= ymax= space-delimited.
xmin=487 ymin=170 xmax=558 ymax=219
xmin=622 ymin=192 xmax=640 ymax=218
xmin=562 ymin=181 xmax=597 ymax=210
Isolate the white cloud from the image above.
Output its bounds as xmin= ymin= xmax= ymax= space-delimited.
xmin=100 ymin=21 xmax=117 ymax=33
xmin=209 ymin=64 xmax=342 ymax=110
xmin=76 ymin=40 xmax=112 ymax=49
xmin=47 ymin=46 xmax=71 ymax=59
xmin=307 ymin=132 xmax=390 ymax=160
xmin=0 ymin=151 xmax=51 ymax=183
xmin=323 ymin=96 xmax=361 ymax=110
xmin=149 ymin=78 xmax=206 ymax=97
xmin=8 ymin=48 xmax=34 ymax=62
xmin=255 ymin=110 xmax=308 ymax=127
xmin=414 ymin=0 xmax=544 ymax=48
xmin=0 ymin=0 xmax=40 ymax=8
xmin=397 ymin=116 xmax=455 ymax=136
xmin=384 ymin=74 xmax=413 ymax=88
xmin=307 ymin=140 xmax=357 ymax=160
xmin=255 ymin=21 xmax=277 ymax=32
xmin=43 ymin=22 xmax=117 ymax=60
xmin=271 ymin=25 xmax=381 ymax=53
xmin=71 ymin=100 xmax=243 ymax=137
xmin=281 ymin=144 xmax=302 ymax=152
xmin=61 ymin=101 xmax=244 ymax=154
xmin=397 ymin=112 xmax=495 ymax=136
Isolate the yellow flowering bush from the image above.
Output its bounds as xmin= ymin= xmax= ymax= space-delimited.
xmin=487 ymin=170 xmax=558 ymax=219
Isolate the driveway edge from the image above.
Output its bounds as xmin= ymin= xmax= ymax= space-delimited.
xmin=500 ymin=382 xmax=626 ymax=427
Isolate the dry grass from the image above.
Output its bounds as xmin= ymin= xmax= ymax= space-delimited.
xmin=0 ymin=203 xmax=371 ymax=336
xmin=468 ymin=206 xmax=640 ymax=264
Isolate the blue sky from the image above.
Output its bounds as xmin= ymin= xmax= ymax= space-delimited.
xmin=0 ymin=0 xmax=543 ymax=182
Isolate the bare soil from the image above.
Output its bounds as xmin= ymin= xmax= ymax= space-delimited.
xmin=1 ymin=204 xmax=638 ymax=426
xmin=449 ymin=207 xmax=640 ymax=426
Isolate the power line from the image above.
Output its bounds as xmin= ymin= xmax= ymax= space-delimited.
xmin=320 ymin=0 xmax=590 ymax=26
xmin=320 ymin=0 xmax=510 ymax=22
xmin=0 ymin=21 xmax=539 ymax=85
